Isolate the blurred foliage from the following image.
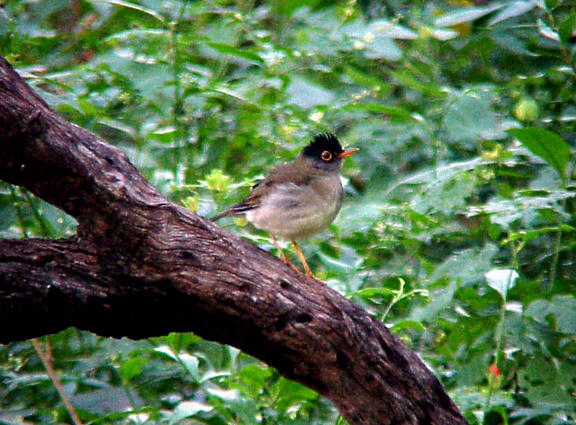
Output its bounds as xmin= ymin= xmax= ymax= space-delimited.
xmin=1 ymin=0 xmax=576 ymax=424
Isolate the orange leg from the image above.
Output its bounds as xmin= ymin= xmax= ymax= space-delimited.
xmin=269 ymin=235 xmax=323 ymax=282
xmin=269 ymin=234 xmax=288 ymax=263
xmin=269 ymin=234 xmax=300 ymax=274
xmin=292 ymin=240 xmax=324 ymax=283
xmin=291 ymin=240 xmax=312 ymax=276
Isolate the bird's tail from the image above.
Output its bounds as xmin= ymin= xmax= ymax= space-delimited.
xmin=211 ymin=201 xmax=256 ymax=221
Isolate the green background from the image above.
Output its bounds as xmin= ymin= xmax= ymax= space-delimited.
xmin=0 ymin=0 xmax=575 ymax=424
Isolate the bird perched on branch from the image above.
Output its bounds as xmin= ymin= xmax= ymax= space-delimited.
xmin=211 ymin=133 xmax=358 ymax=280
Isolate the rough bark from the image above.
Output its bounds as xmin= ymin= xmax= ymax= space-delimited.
xmin=0 ymin=55 xmax=469 ymax=425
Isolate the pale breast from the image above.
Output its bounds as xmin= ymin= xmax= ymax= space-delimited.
xmin=246 ymin=175 xmax=343 ymax=240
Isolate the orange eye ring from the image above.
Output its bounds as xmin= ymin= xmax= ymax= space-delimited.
xmin=321 ymin=150 xmax=332 ymax=161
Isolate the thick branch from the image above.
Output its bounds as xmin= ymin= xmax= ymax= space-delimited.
xmin=0 ymin=55 xmax=468 ymax=425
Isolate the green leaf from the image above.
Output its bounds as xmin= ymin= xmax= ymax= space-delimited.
xmin=169 ymin=401 xmax=213 ymax=425
xmin=96 ymin=0 xmax=164 ymax=23
xmin=119 ymin=356 xmax=148 ymax=382
xmin=207 ymin=42 xmax=264 ymax=65
xmin=272 ymin=0 xmax=317 ymax=17
xmin=388 ymin=68 xmax=444 ymax=97
xmin=488 ymin=1 xmax=536 ymax=25
xmin=559 ymin=8 xmax=576 ymax=44
xmin=342 ymin=102 xmax=421 ymax=122
xmin=544 ymin=0 xmax=558 ymax=10
xmin=525 ymin=295 xmax=576 ymax=334
xmin=507 ymin=127 xmax=571 ymax=179
xmin=503 ymin=224 xmax=574 ymax=244
xmin=178 ymin=353 xmax=200 ymax=382
xmin=154 ymin=345 xmax=177 ymax=360
xmin=411 ymin=171 xmax=476 ymax=214
xmin=349 ymin=287 xmax=397 ymax=298
xmin=485 ymin=268 xmax=519 ymax=300
xmin=537 ymin=18 xmax=560 ymax=41
xmin=362 ymin=35 xmax=402 ymax=61
xmin=410 ymin=280 xmax=458 ymax=322
xmin=343 ymin=66 xmax=390 ymax=90
xmin=444 ymin=90 xmax=503 ymax=143
xmin=434 ymin=5 xmax=502 ymax=27
xmin=518 ymin=358 xmax=575 ymax=407
xmin=237 ymin=364 xmax=272 ymax=397
xmin=390 ymin=319 xmax=425 ymax=332
xmin=0 ymin=193 xmax=16 ymax=231
xmin=432 ymin=244 xmax=499 ymax=285
xmin=366 ymin=20 xmax=418 ymax=40
xmin=286 ymin=77 xmax=335 ymax=108
xmin=271 ymin=377 xmax=318 ymax=412
xmin=71 ymin=387 xmax=138 ymax=414
xmin=104 ymin=28 xmax=170 ymax=44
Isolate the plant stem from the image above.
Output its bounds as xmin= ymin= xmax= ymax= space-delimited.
xmin=32 ymin=338 xmax=84 ymax=425
xmin=8 ymin=185 xmax=28 ymax=238
xmin=22 ymin=189 xmax=54 ymax=237
xmin=380 ymin=278 xmax=405 ymax=321
xmin=170 ymin=1 xmax=187 ymax=184
xmin=482 ymin=299 xmax=506 ymax=423
xmin=482 ymin=247 xmax=520 ymax=423
xmin=548 ymin=228 xmax=562 ymax=291
xmin=13 ymin=185 xmax=81 ymax=423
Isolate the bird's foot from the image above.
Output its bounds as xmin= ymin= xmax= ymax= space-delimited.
xmin=269 ymin=235 xmax=325 ymax=284
xmin=284 ymin=259 xmax=304 ymax=274
xmin=279 ymin=256 xmax=325 ymax=284
xmin=291 ymin=240 xmax=325 ymax=284
xmin=304 ymin=270 xmax=325 ymax=284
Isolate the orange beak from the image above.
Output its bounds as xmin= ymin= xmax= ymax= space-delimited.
xmin=337 ymin=147 xmax=359 ymax=158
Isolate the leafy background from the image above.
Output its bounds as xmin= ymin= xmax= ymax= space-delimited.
xmin=1 ymin=0 xmax=575 ymax=424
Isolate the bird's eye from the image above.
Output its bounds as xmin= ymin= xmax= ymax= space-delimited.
xmin=321 ymin=151 xmax=332 ymax=161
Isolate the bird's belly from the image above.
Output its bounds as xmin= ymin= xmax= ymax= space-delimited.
xmin=246 ymin=184 xmax=342 ymax=240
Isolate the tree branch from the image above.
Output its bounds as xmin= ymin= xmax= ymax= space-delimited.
xmin=0 ymin=55 xmax=468 ymax=425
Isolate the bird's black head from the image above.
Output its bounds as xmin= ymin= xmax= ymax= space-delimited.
xmin=300 ymin=133 xmax=357 ymax=172
xmin=301 ymin=133 xmax=344 ymax=170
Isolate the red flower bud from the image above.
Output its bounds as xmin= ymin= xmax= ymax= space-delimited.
xmin=489 ymin=363 xmax=500 ymax=378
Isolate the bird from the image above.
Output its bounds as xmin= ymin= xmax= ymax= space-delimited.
xmin=210 ymin=133 xmax=358 ymax=280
